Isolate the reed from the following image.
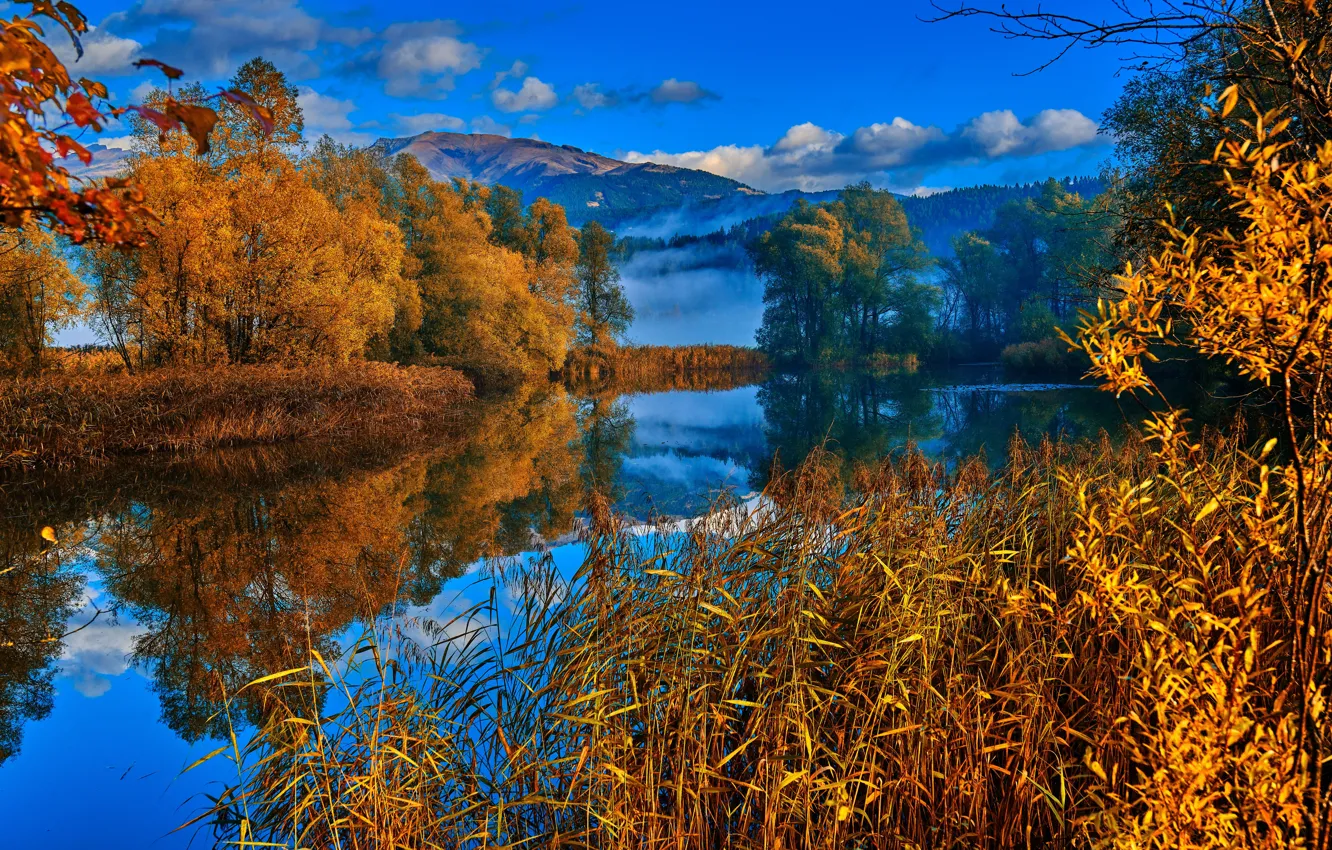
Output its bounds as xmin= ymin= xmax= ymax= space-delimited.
xmin=0 ymin=362 xmax=473 ymax=471
xmin=564 ymin=344 xmax=769 ymax=393
xmin=202 ymin=416 xmax=1326 ymax=849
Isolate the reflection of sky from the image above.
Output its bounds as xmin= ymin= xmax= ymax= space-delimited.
xmin=616 ymin=388 xmax=767 ymax=516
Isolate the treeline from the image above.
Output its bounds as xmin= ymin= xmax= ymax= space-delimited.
xmin=1 ymin=58 xmax=640 ymax=389
xmin=743 ymin=177 xmax=1110 ymax=370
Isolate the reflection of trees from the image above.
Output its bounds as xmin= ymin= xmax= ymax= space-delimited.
xmin=0 ymin=525 xmax=84 ymax=764
xmin=406 ymin=385 xmax=580 ymax=601
xmin=0 ymin=385 xmax=583 ymax=745
xmin=576 ymin=392 xmax=635 ymax=505
xmin=755 ymin=370 xmax=942 ymax=487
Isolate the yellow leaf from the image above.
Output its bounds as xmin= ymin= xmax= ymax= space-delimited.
xmin=40 ymin=526 xmax=57 ymax=544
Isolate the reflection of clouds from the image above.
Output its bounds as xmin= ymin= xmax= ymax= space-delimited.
xmin=58 ymin=586 xmax=146 ymax=699
xmin=629 ymin=387 xmax=763 ymax=431
xmin=622 ymin=452 xmax=749 ymax=487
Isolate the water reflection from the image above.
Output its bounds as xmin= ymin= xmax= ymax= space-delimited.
xmin=0 ymin=367 xmax=1133 ymax=847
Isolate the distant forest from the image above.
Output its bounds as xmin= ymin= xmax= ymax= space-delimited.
xmin=616 ymin=176 xmax=1105 ymax=262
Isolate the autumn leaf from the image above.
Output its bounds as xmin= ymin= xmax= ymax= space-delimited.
xmin=133 ymin=58 xmax=183 ymax=80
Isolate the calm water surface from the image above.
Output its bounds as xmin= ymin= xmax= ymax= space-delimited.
xmin=0 ymin=366 xmax=1128 ymax=847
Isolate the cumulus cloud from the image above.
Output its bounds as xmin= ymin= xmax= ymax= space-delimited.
xmin=471 ymin=115 xmax=511 ymax=137
xmin=298 ymin=86 xmax=378 ymax=145
xmin=961 ymin=108 xmax=1099 ymax=157
xmin=375 ymin=20 xmax=483 ymax=99
xmin=489 ymin=60 xmax=528 ymax=89
xmin=491 ymin=76 xmax=557 ymax=113
xmin=625 ymin=109 xmax=1104 ymax=192
xmin=650 ymin=78 xmax=718 ymax=105
xmin=394 ymin=112 xmax=466 ymax=135
xmin=51 ymin=26 xmax=142 ymax=75
xmin=102 ymin=0 xmax=366 ymax=78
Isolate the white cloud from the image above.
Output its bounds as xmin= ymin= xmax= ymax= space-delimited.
xmin=961 ymin=109 xmax=1098 ymax=157
xmin=97 ymin=136 xmax=136 ymax=151
xmin=490 ymin=60 xmax=528 ymax=89
xmin=51 ymin=26 xmax=142 ymax=75
xmin=298 ymin=86 xmax=377 ymax=145
xmin=104 ymin=0 xmax=364 ymax=78
xmin=394 ymin=112 xmax=466 ymax=135
xmin=650 ymin=78 xmax=717 ymax=105
xmin=471 ymin=115 xmax=511 ymax=137
xmin=375 ymin=20 xmax=482 ymax=99
xmin=491 ymin=76 xmax=557 ymax=113
xmin=626 ymin=109 xmax=1103 ymax=192
xmin=573 ymin=82 xmax=613 ymax=111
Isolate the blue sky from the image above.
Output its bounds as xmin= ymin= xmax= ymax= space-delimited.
xmin=55 ymin=0 xmax=1131 ymax=193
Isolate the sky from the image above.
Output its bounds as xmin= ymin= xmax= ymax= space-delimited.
xmin=44 ymin=0 xmax=1137 ymax=195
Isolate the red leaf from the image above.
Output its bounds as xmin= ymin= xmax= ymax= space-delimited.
xmin=126 ymin=105 xmax=180 ymax=133
xmin=220 ymin=89 xmax=275 ymax=136
xmin=167 ymin=102 xmax=219 ymax=155
xmin=65 ymin=92 xmax=103 ymax=128
xmin=133 ymin=58 xmax=184 ymax=80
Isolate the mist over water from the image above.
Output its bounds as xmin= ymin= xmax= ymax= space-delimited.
xmin=620 ymin=243 xmax=763 ymax=346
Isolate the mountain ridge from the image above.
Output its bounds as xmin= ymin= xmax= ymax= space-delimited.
xmin=368 ymin=131 xmax=761 ymax=224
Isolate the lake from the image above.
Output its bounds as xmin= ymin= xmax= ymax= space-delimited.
xmin=0 ymin=365 xmax=1131 ymax=847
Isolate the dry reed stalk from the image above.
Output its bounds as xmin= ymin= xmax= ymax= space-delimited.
xmin=0 ymin=362 xmax=473 ymax=471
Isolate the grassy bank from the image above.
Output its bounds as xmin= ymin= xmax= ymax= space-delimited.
xmin=0 ymin=362 xmax=473 ymax=471
xmin=564 ymin=344 xmax=770 ymax=393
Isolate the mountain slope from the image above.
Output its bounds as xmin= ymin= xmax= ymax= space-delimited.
xmin=370 ymin=131 xmax=760 ymax=224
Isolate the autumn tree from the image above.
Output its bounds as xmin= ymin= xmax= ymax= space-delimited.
xmin=84 ymin=63 xmax=405 ymax=369
xmin=753 ymin=201 xmax=845 ymax=365
xmin=382 ymin=155 xmax=577 ymax=380
xmin=0 ymin=227 xmax=84 ymax=374
xmin=575 ymin=221 xmax=633 ymax=351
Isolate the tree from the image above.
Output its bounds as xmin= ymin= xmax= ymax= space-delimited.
xmin=383 ymin=155 xmax=575 ymax=379
xmin=939 ymin=232 xmax=1003 ymax=352
xmin=83 ymin=64 xmax=404 ymax=369
xmin=827 ymin=183 xmax=933 ymax=358
xmin=575 ymin=221 xmax=633 ymax=351
xmin=753 ymin=201 xmax=844 ymax=365
xmin=0 ymin=228 xmax=84 ymax=374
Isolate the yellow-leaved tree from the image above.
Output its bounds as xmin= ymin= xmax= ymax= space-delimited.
xmin=1065 ymin=103 xmax=1332 ymax=848
xmin=84 ymin=61 xmax=406 ymax=370
xmin=0 ymin=227 xmax=84 ymax=374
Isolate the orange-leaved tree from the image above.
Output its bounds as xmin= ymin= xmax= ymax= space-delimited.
xmin=1 ymin=1 xmax=272 ymax=245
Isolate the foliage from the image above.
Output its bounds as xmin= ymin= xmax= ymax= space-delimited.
xmin=937 ymin=179 xmax=1112 ymax=361
xmin=575 ymin=220 xmax=633 ymax=350
xmin=0 ymin=227 xmax=84 ymax=374
xmin=753 ymin=185 xmax=934 ymax=365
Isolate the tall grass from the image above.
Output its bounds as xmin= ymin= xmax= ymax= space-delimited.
xmin=564 ymin=344 xmax=769 ymax=393
xmin=203 ymin=419 xmax=1323 ymax=849
xmin=0 ymin=362 xmax=473 ymax=471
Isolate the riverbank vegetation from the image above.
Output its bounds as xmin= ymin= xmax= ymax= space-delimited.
xmin=0 ymin=361 xmax=472 ymax=471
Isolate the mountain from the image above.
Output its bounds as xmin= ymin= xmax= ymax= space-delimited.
xmin=58 ymin=143 xmax=132 ymax=180
xmin=370 ymin=131 xmax=761 ymax=224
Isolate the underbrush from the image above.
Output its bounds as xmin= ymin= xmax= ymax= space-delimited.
xmin=1000 ymin=336 xmax=1084 ymax=376
xmin=0 ymin=362 xmax=473 ymax=471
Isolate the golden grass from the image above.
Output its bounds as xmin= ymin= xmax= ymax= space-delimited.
xmin=0 ymin=362 xmax=473 ymax=471
xmin=202 ymin=417 xmax=1329 ymax=849
xmin=564 ymin=344 xmax=770 ymax=394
